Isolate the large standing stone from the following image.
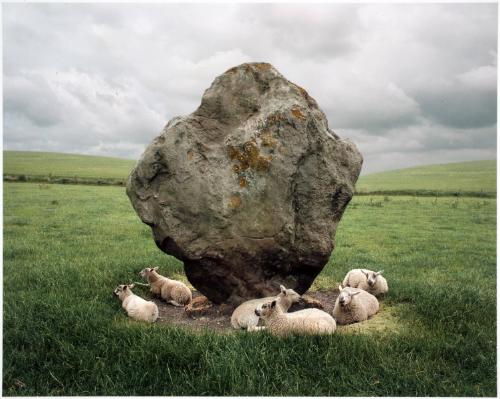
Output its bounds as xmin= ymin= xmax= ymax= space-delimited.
xmin=127 ymin=63 xmax=363 ymax=304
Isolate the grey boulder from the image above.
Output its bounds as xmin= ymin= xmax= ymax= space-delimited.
xmin=127 ymin=62 xmax=362 ymax=304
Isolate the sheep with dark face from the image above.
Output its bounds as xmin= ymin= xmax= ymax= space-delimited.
xmin=113 ymin=284 xmax=159 ymax=323
xmin=342 ymin=269 xmax=388 ymax=297
xmin=139 ymin=267 xmax=192 ymax=306
xmin=255 ymin=297 xmax=336 ymax=336
xmin=332 ymin=285 xmax=379 ymax=325
xmin=231 ymin=285 xmax=301 ymax=331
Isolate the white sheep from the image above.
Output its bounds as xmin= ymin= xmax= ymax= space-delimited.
xmin=231 ymin=285 xmax=301 ymax=331
xmin=113 ymin=284 xmax=159 ymax=323
xmin=332 ymin=285 xmax=379 ymax=325
xmin=342 ymin=269 xmax=388 ymax=297
xmin=255 ymin=298 xmax=336 ymax=336
xmin=139 ymin=267 xmax=192 ymax=306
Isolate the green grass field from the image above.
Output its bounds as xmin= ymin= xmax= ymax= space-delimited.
xmin=3 ymin=182 xmax=496 ymax=396
xmin=3 ymin=151 xmax=135 ymax=184
xmin=357 ymin=160 xmax=496 ymax=196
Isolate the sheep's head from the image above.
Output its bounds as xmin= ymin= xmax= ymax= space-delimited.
xmin=255 ymin=300 xmax=277 ymax=319
xmin=113 ymin=284 xmax=135 ymax=300
xmin=362 ymin=270 xmax=384 ymax=287
xmin=278 ymin=284 xmax=301 ymax=303
xmin=337 ymin=285 xmax=360 ymax=307
xmin=139 ymin=266 xmax=159 ymax=278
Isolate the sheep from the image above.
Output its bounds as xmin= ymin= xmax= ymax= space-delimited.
xmin=231 ymin=285 xmax=301 ymax=331
xmin=113 ymin=284 xmax=159 ymax=323
xmin=139 ymin=267 xmax=192 ymax=306
xmin=255 ymin=297 xmax=336 ymax=336
xmin=332 ymin=285 xmax=379 ymax=325
xmin=342 ymin=269 xmax=388 ymax=297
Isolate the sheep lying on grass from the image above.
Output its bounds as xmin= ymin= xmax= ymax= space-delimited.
xmin=139 ymin=267 xmax=192 ymax=306
xmin=231 ymin=285 xmax=301 ymax=331
xmin=113 ymin=284 xmax=159 ymax=323
xmin=255 ymin=298 xmax=336 ymax=336
xmin=342 ymin=269 xmax=388 ymax=297
xmin=333 ymin=285 xmax=379 ymax=325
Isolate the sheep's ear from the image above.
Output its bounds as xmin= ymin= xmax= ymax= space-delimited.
xmin=129 ymin=284 xmax=135 ymax=289
xmin=351 ymin=291 xmax=361 ymax=296
xmin=338 ymin=285 xmax=343 ymax=291
xmin=271 ymin=300 xmax=276 ymax=308
xmin=361 ymin=270 xmax=369 ymax=277
xmin=376 ymin=270 xmax=384 ymax=275
xmin=153 ymin=267 xmax=159 ymax=272
xmin=280 ymin=285 xmax=286 ymax=295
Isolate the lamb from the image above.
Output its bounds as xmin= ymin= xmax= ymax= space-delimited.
xmin=113 ymin=284 xmax=159 ymax=323
xmin=342 ymin=269 xmax=388 ymax=297
xmin=255 ymin=298 xmax=336 ymax=336
xmin=231 ymin=285 xmax=301 ymax=331
xmin=139 ymin=267 xmax=192 ymax=306
xmin=332 ymin=285 xmax=379 ymax=325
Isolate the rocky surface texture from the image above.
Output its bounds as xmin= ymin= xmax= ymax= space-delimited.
xmin=127 ymin=63 xmax=362 ymax=304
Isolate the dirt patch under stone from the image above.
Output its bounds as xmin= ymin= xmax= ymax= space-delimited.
xmin=150 ymin=289 xmax=340 ymax=333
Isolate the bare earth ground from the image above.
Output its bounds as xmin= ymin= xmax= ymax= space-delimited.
xmin=145 ymin=289 xmax=340 ymax=333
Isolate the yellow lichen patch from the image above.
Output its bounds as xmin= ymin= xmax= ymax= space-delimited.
xmin=266 ymin=112 xmax=287 ymax=126
xmin=187 ymin=150 xmax=194 ymax=161
xmin=254 ymin=63 xmax=272 ymax=71
xmin=298 ymin=86 xmax=309 ymax=98
xmin=291 ymin=107 xmax=306 ymax=120
xmin=255 ymin=155 xmax=273 ymax=172
xmin=228 ymin=146 xmax=240 ymax=160
xmin=239 ymin=177 xmax=247 ymax=188
xmin=229 ymin=195 xmax=242 ymax=209
xmin=259 ymin=129 xmax=278 ymax=148
xmin=227 ymin=141 xmax=272 ymax=173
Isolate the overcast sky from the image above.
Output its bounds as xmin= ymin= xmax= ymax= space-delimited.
xmin=3 ymin=3 xmax=497 ymax=174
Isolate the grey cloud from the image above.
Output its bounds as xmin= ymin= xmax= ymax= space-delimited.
xmin=2 ymin=3 xmax=497 ymax=174
xmin=412 ymin=74 xmax=497 ymax=129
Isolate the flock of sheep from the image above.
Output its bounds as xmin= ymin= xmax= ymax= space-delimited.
xmin=113 ymin=267 xmax=388 ymax=336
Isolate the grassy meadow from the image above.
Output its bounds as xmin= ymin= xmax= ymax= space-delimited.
xmin=3 ymin=151 xmax=135 ymax=185
xmin=3 ymin=151 xmax=496 ymax=196
xmin=2 ymin=152 xmax=497 ymax=395
xmin=357 ymin=160 xmax=496 ymax=197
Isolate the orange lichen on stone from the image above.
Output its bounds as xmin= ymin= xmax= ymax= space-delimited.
xmin=227 ymin=141 xmax=272 ymax=173
xmin=291 ymin=107 xmax=306 ymax=120
xmin=259 ymin=129 xmax=277 ymax=148
xmin=267 ymin=113 xmax=287 ymax=125
xmin=255 ymin=63 xmax=272 ymax=71
xmin=187 ymin=150 xmax=194 ymax=161
xmin=239 ymin=177 xmax=247 ymax=187
xmin=228 ymin=146 xmax=239 ymax=160
xmin=229 ymin=195 xmax=242 ymax=209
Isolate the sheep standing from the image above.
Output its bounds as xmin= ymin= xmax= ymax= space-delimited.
xmin=342 ymin=269 xmax=388 ymax=297
xmin=255 ymin=298 xmax=336 ymax=336
xmin=231 ymin=285 xmax=301 ymax=331
xmin=139 ymin=267 xmax=192 ymax=306
xmin=113 ymin=284 xmax=159 ymax=323
xmin=332 ymin=285 xmax=379 ymax=325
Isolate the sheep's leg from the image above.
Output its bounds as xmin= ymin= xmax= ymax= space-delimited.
xmin=168 ymin=300 xmax=184 ymax=307
xmin=247 ymin=326 xmax=266 ymax=332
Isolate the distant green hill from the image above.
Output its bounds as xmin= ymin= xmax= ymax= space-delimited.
xmin=3 ymin=151 xmax=136 ymax=185
xmin=357 ymin=160 xmax=496 ymax=197
xmin=3 ymin=151 xmax=496 ymax=196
